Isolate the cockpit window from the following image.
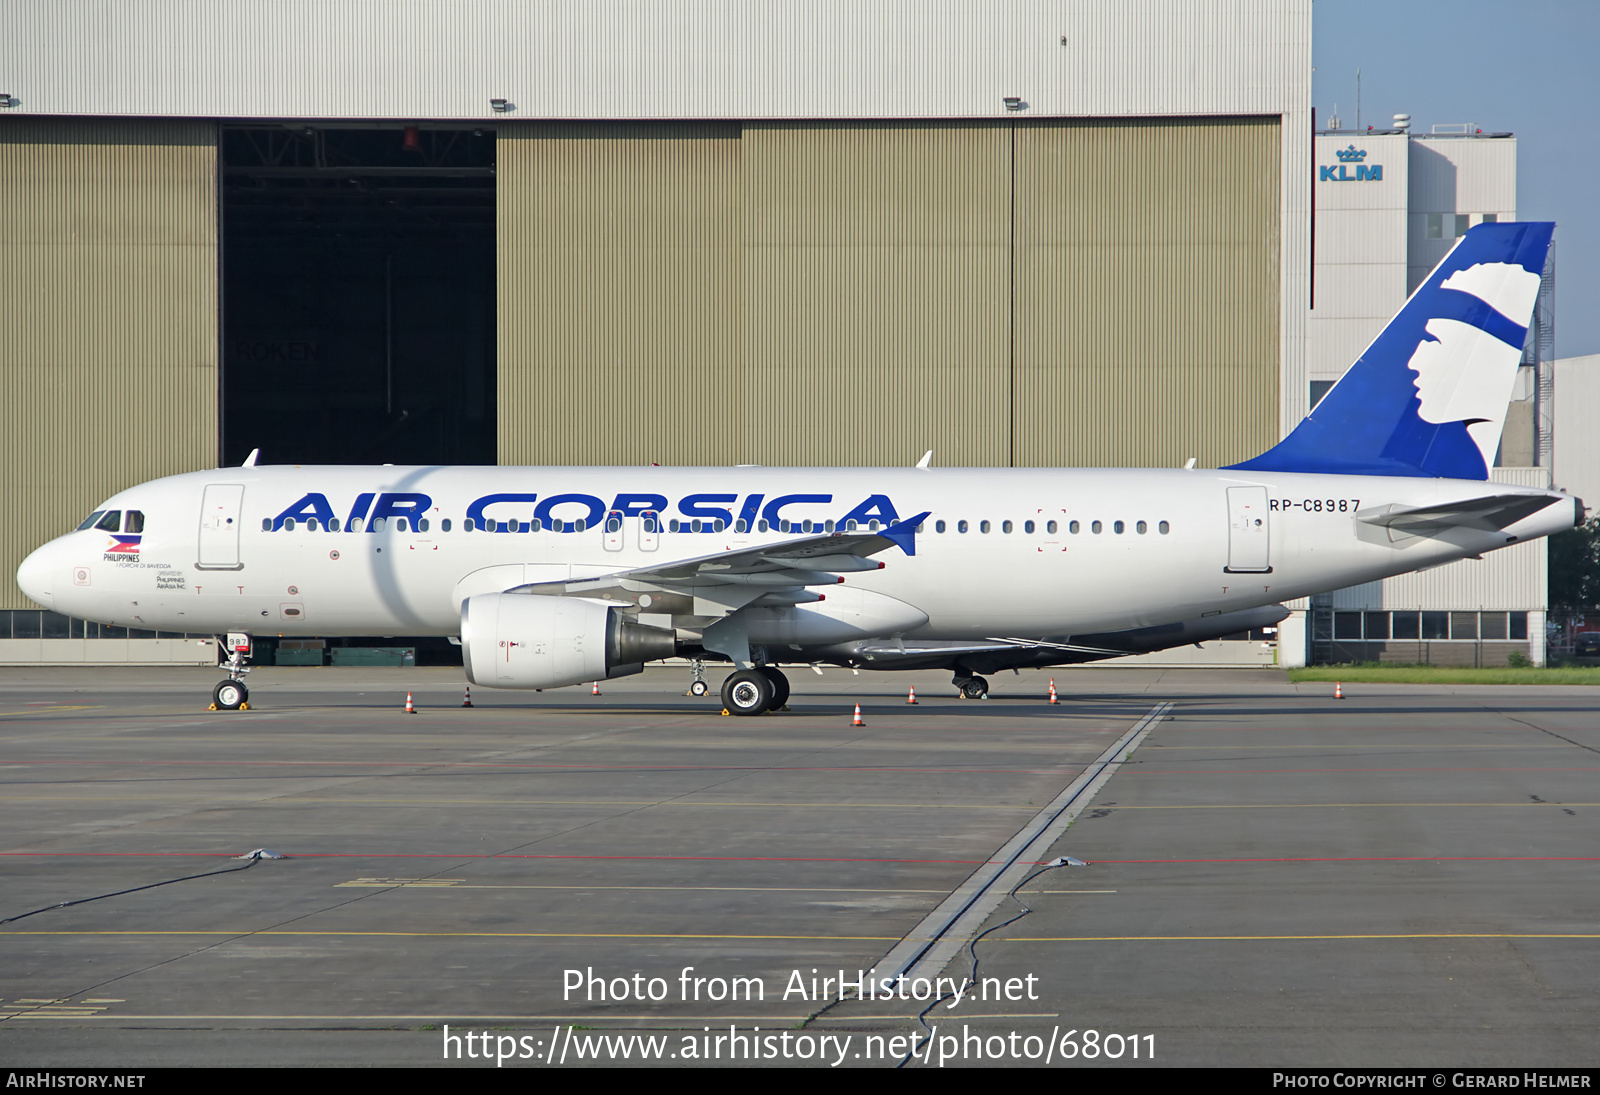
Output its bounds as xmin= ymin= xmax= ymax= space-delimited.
xmin=125 ymin=510 xmax=145 ymax=534
xmin=76 ymin=511 xmax=106 ymax=531
xmin=94 ymin=511 xmax=122 ymax=532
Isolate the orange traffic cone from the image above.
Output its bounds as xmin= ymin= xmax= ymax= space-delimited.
xmin=1334 ymin=681 xmax=1344 ymax=699
xmin=404 ymin=692 xmax=417 ymax=714
xmin=851 ymin=703 xmax=866 ymax=727
xmin=462 ymin=686 xmax=473 ymax=708
xmin=1048 ymin=678 xmax=1059 ymax=704
xmin=907 ymin=686 xmax=918 ymax=704
xmin=591 ymin=681 xmax=601 ymax=696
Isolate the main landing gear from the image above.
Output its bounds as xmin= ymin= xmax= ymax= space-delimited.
xmin=954 ymin=673 xmax=989 ymax=700
xmin=211 ymin=632 xmax=252 ymax=711
xmin=720 ymin=665 xmax=790 ymax=716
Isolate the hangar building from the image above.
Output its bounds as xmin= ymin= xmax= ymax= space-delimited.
xmin=3 ymin=1 xmax=1312 ymax=664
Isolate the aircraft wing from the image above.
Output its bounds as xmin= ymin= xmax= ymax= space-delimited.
xmin=503 ymin=512 xmax=931 ymax=615
xmin=1356 ymin=493 xmax=1560 ymax=534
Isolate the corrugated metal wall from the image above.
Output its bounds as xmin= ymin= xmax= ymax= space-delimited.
xmin=1014 ymin=117 xmax=1280 ymax=467
xmin=498 ymin=123 xmax=744 ymax=466
xmin=0 ymin=118 xmax=217 ymax=609
xmin=739 ymin=122 xmax=1010 ymax=466
xmin=498 ymin=117 xmax=1280 ymax=469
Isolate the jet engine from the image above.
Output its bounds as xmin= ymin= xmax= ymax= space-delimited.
xmin=461 ymin=593 xmax=677 ymax=689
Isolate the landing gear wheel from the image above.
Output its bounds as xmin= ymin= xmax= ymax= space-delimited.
xmin=721 ymin=669 xmax=774 ymax=716
xmin=689 ymin=680 xmax=709 ymax=697
xmin=757 ymin=666 xmax=790 ymax=710
xmin=958 ymin=676 xmax=989 ymax=700
xmin=213 ymin=679 xmax=248 ymax=710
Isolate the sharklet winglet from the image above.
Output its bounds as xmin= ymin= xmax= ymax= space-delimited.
xmin=882 ymin=511 xmax=930 ymax=557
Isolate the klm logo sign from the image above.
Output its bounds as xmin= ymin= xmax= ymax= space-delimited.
xmin=1319 ymin=145 xmax=1383 ymax=182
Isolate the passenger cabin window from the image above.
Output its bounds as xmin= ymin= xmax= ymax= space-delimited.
xmin=935 ymin=520 xmax=946 ymax=533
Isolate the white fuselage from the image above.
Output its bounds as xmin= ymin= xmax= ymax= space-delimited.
xmin=19 ymin=465 xmax=1577 ymax=643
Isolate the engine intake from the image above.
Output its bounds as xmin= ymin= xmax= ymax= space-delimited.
xmin=461 ymin=593 xmax=677 ymax=689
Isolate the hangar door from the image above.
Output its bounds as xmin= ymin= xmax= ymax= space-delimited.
xmin=495 ymin=116 xmax=1279 ymax=472
xmin=0 ymin=118 xmax=218 ymax=610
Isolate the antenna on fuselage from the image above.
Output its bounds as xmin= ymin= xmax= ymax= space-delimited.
xmin=916 ymin=451 xmax=933 ymax=469
xmin=242 ymin=448 xmax=260 ymax=467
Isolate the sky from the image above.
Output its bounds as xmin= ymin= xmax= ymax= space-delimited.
xmin=1313 ymin=0 xmax=1597 ymax=359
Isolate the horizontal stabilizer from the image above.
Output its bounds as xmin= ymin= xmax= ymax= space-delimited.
xmin=1355 ymin=493 xmax=1559 ymax=534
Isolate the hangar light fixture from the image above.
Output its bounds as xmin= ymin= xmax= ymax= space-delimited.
xmin=0 ymin=94 xmax=14 ymax=108
xmin=489 ymin=98 xmax=511 ymax=113
xmin=1002 ymin=96 xmax=1023 ymax=111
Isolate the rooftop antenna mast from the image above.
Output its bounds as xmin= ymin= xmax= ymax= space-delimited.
xmin=1356 ymin=68 xmax=1362 ymax=131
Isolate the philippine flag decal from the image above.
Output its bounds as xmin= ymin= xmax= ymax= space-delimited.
xmin=106 ymin=534 xmax=142 ymax=555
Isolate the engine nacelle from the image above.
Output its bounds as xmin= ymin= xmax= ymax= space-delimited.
xmin=461 ymin=593 xmax=677 ymax=689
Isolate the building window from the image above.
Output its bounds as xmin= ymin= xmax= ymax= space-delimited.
xmin=1310 ymin=380 xmax=1335 ymax=410
xmin=1454 ymin=213 xmax=1471 ymax=237
xmin=1427 ymin=213 xmax=1443 ymax=239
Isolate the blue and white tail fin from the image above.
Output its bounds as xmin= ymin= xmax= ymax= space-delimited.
xmin=1226 ymin=222 xmax=1553 ymax=480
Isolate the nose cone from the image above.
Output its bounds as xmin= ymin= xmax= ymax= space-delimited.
xmin=16 ymin=543 xmax=56 ymax=610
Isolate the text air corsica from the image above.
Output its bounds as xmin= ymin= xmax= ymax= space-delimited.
xmin=268 ymin=491 xmax=903 ymax=533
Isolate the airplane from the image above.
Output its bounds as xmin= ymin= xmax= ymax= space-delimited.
xmin=15 ymin=222 xmax=1576 ymax=715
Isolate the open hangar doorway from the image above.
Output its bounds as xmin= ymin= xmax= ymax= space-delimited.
xmin=220 ymin=124 xmax=496 ymax=467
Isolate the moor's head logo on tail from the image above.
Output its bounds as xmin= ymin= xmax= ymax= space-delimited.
xmin=1227 ymin=222 xmax=1553 ymax=481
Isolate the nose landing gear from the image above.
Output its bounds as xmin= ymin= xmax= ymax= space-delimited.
xmin=210 ymin=632 xmax=253 ymax=711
